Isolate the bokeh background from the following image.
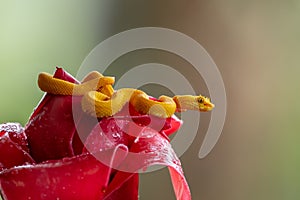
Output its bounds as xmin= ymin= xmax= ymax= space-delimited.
xmin=0 ymin=1 xmax=299 ymax=199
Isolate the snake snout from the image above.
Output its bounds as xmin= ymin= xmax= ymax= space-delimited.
xmin=199 ymin=102 xmax=215 ymax=112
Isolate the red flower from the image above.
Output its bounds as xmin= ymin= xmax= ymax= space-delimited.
xmin=0 ymin=68 xmax=191 ymax=200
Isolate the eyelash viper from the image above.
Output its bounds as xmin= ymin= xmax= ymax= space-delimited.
xmin=38 ymin=71 xmax=214 ymax=118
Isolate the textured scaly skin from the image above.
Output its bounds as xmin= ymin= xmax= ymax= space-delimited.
xmin=38 ymin=71 xmax=214 ymax=118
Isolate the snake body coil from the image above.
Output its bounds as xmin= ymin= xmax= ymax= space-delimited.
xmin=38 ymin=71 xmax=214 ymax=118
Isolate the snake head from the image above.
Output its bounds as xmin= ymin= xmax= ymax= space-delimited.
xmin=173 ymin=95 xmax=215 ymax=112
xmin=196 ymin=95 xmax=214 ymax=112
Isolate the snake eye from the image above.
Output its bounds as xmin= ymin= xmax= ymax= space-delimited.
xmin=198 ymin=98 xmax=204 ymax=104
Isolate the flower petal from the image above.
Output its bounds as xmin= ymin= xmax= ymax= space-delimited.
xmin=83 ymin=118 xmax=134 ymax=154
xmin=116 ymin=102 xmax=182 ymax=137
xmin=120 ymin=123 xmax=191 ymax=200
xmin=86 ymin=117 xmax=191 ymax=200
xmin=0 ymin=123 xmax=34 ymax=171
xmin=168 ymin=167 xmax=191 ymax=200
xmin=82 ymin=118 xmax=139 ymax=200
xmin=162 ymin=115 xmax=182 ymax=136
xmin=25 ymin=68 xmax=85 ymax=162
xmin=0 ymin=153 xmax=111 ymax=200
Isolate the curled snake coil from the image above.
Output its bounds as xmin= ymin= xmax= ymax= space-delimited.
xmin=38 ymin=71 xmax=214 ymax=118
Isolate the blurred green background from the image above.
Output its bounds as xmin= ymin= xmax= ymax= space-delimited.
xmin=0 ymin=0 xmax=299 ymax=199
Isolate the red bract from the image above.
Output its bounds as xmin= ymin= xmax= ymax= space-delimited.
xmin=0 ymin=68 xmax=191 ymax=200
xmin=84 ymin=117 xmax=191 ymax=200
xmin=0 ymin=154 xmax=111 ymax=200
xmin=0 ymin=123 xmax=34 ymax=171
xmin=24 ymin=68 xmax=83 ymax=162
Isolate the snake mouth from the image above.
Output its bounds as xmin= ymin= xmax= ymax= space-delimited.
xmin=200 ymin=102 xmax=215 ymax=112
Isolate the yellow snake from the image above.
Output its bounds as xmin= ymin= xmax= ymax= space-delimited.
xmin=38 ymin=71 xmax=214 ymax=118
